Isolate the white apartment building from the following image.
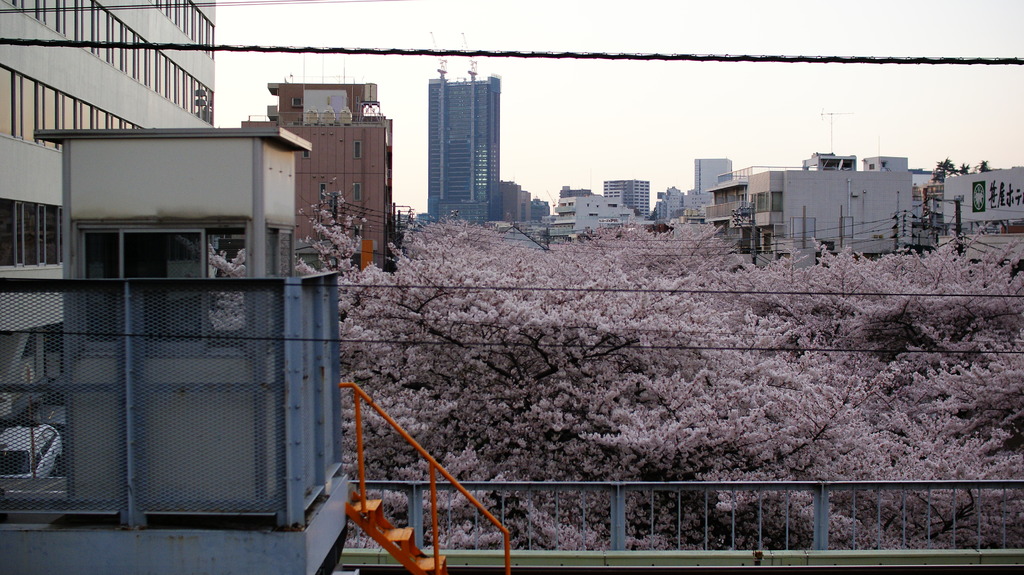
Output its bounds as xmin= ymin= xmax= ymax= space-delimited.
xmin=603 ymin=179 xmax=651 ymax=216
xmin=1 ymin=0 xmax=216 ymax=278
xmin=706 ymin=153 xmax=913 ymax=262
xmin=550 ymin=194 xmax=635 ymax=239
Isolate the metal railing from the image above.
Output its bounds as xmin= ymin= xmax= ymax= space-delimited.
xmin=348 ymin=480 xmax=1024 ymax=553
xmin=342 ymin=383 xmax=512 ymax=575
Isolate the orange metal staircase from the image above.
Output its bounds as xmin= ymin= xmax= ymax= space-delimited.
xmin=340 ymin=382 xmax=511 ymax=575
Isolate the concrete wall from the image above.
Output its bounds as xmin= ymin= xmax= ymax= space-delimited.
xmin=66 ymin=138 xmax=257 ymax=221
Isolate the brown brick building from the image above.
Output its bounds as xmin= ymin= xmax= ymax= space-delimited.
xmin=244 ymin=82 xmax=394 ymax=269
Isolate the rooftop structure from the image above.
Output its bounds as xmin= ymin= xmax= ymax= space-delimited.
xmin=38 ymin=128 xmax=310 ymax=278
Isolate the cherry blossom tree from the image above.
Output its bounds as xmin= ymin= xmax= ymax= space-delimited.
xmin=322 ymin=220 xmax=1024 ymax=549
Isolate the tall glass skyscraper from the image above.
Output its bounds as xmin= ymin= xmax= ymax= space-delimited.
xmin=427 ymin=74 xmax=501 ymax=223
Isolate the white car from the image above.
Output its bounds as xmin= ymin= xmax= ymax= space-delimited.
xmin=0 ymin=425 xmax=63 ymax=479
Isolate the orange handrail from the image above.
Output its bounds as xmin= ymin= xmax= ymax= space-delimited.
xmin=340 ymin=382 xmax=512 ymax=575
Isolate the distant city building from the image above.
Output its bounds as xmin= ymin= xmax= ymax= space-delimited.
xmin=559 ymin=186 xmax=593 ymax=199
xmin=551 ymin=194 xmax=635 ymax=239
xmin=683 ymin=190 xmax=713 ymax=212
xmin=243 ymin=82 xmax=394 ymax=269
xmin=695 ymin=159 xmax=733 ymax=193
xmin=1 ymin=1 xmax=216 ymax=278
xmin=603 ymin=180 xmax=651 ymax=216
xmin=427 ymin=74 xmax=501 ymax=223
xmin=530 ymin=198 xmax=551 ymax=221
xmin=654 ymin=187 xmax=684 ymax=221
xmin=499 ymin=180 xmax=531 ymax=222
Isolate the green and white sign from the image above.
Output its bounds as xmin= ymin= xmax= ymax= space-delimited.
xmin=973 ymin=181 xmax=987 ymax=212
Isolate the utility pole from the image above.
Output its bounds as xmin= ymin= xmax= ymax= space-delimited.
xmin=954 ymin=195 xmax=964 ymax=255
xmin=839 ymin=204 xmax=844 ymax=250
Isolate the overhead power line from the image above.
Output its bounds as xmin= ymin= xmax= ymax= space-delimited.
xmin=0 ymin=0 xmax=412 ymax=13
xmin=339 ymin=282 xmax=1024 ymax=299
xmin=0 ymin=37 xmax=1020 ymax=65
xmin=2 ymin=327 xmax=1020 ymax=356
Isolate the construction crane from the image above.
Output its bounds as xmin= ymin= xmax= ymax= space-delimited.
xmin=430 ymin=32 xmax=447 ymax=79
xmin=462 ymin=32 xmax=477 ymax=80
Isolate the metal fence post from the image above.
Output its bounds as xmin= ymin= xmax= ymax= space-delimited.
xmin=410 ymin=481 xmax=425 ymax=549
xmin=123 ymin=282 xmax=142 ymax=526
xmin=812 ymin=483 xmax=830 ymax=551
xmin=283 ymin=278 xmax=306 ymax=527
xmin=611 ymin=483 xmax=626 ymax=551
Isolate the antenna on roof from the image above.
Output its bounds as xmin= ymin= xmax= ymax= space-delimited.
xmin=821 ymin=109 xmax=853 ymax=153
xmin=462 ymin=32 xmax=477 ymax=80
xmin=430 ymin=32 xmax=447 ymax=79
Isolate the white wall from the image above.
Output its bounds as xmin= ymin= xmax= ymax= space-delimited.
xmin=66 ymin=138 xmax=257 ymax=221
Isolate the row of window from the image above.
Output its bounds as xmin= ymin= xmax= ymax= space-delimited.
xmin=7 ymin=0 xmax=214 ymax=119
xmin=0 ymin=198 xmax=63 ymax=267
xmin=0 ymin=65 xmax=137 ymax=146
xmin=300 ymin=140 xmax=363 ymax=159
xmin=12 ymin=0 xmax=214 ymax=50
xmin=152 ymin=0 xmax=215 ymax=47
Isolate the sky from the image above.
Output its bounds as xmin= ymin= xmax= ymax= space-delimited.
xmin=212 ymin=0 xmax=1024 ymax=215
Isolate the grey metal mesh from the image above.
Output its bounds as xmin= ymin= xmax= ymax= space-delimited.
xmin=0 ymin=276 xmax=342 ymax=526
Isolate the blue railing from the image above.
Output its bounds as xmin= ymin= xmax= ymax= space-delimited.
xmin=349 ymin=480 xmax=1024 ymax=553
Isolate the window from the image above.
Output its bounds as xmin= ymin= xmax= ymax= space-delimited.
xmin=15 ymin=202 xmax=38 ymax=266
xmin=0 ymin=67 xmax=12 ymax=136
xmin=291 ymin=97 xmax=302 ymax=107
xmin=0 ymin=199 xmax=13 ymax=266
xmin=126 ymin=232 xmax=202 ymax=278
xmin=353 ymin=140 xmax=362 ymax=159
xmin=85 ymin=230 xmax=204 ymax=278
xmin=353 ymin=183 xmax=362 ymax=202
xmin=265 ymin=228 xmax=292 ymax=277
xmin=302 ymin=150 xmax=310 ymax=158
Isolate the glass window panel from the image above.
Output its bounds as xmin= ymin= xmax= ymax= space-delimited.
xmin=19 ymin=77 xmax=34 ymax=140
xmin=57 ymin=207 xmax=63 ymax=263
xmin=18 ymin=202 xmax=38 ymax=265
xmin=124 ymin=232 xmax=202 ymax=278
xmin=41 ymin=86 xmax=56 ymax=145
xmin=0 ymin=199 xmax=13 ymax=266
xmin=84 ymin=232 xmax=118 ymax=278
xmin=61 ymin=93 xmax=74 ymax=129
xmin=0 ymin=67 xmax=12 ymax=136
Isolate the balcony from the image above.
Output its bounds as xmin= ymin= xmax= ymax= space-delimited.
xmin=706 ymin=200 xmax=745 ymax=221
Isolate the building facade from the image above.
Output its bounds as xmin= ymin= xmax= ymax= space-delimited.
xmin=603 ymin=180 xmax=651 ymax=217
xmin=427 ymin=74 xmax=501 ymax=223
xmin=550 ymin=194 xmax=635 ymax=240
xmin=499 ymin=180 xmax=531 ymax=222
xmin=1 ymin=0 xmax=216 ymax=278
xmin=695 ymin=158 xmax=733 ymax=194
xmin=530 ymin=198 xmax=550 ymax=221
xmin=243 ymin=82 xmax=394 ymax=269
xmin=705 ymin=153 xmax=912 ymax=263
